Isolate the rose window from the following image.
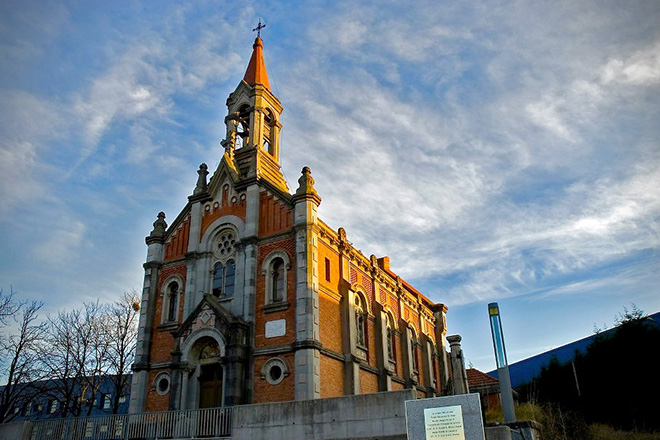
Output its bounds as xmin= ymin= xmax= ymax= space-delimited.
xmin=215 ymin=230 xmax=236 ymax=258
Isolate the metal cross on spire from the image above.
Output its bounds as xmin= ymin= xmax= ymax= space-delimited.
xmin=253 ymin=18 xmax=266 ymax=38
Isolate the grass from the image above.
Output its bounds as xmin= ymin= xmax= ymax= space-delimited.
xmin=590 ymin=424 xmax=660 ymax=440
xmin=485 ymin=402 xmax=542 ymax=424
xmin=485 ymin=403 xmax=660 ymax=440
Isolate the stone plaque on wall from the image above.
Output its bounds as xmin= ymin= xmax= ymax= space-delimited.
xmin=405 ymin=393 xmax=484 ymax=440
xmin=265 ymin=319 xmax=286 ymax=338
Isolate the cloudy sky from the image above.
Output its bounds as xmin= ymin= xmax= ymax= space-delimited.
xmin=1 ymin=0 xmax=658 ymax=372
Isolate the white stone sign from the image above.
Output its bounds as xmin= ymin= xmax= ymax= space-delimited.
xmin=265 ymin=319 xmax=286 ymax=338
xmin=424 ymin=405 xmax=465 ymax=440
xmin=405 ymin=393 xmax=484 ymax=440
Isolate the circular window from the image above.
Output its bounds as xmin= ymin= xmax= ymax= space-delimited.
xmin=269 ymin=365 xmax=282 ymax=382
xmin=154 ymin=373 xmax=171 ymax=395
xmin=261 ymin=358 xmax=289 ymax=385
xmin=214 ymin=230 xmax=237 ymax=258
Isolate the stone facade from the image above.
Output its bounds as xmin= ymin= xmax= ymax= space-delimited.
xmin=129 ymin=36 xmax=450 ymax=413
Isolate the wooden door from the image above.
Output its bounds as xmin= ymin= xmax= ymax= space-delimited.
xmin=199 ymin=364 xmax=223 ymax=408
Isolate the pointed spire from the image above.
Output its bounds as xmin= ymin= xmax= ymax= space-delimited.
xmin=243 ymin=37 xmax=271 ymax=90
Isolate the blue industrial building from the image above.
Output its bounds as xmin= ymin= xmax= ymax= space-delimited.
xmin=489 ymin=312 xmax=660 ymax=388
xmin=0 ymin=374 xmax=131 ymax=422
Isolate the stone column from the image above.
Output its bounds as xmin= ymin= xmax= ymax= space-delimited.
xmin=433 ymin=304 xmax=450 ymax=394
xmin=341 ymin=286 xmax=361 ymax=395
xmin=185 ymin=164 xmax=211 ymax=316
xmin=240 ymin=182 xmax=261 ymax=404
xmin=447 ymin=334 xmax=469 ymax=395
xmin=130 ymin=212 xmax=166 ymax=413
xmin=223 ymin=322 xmax=250 ymax=405
xmin=402 ymin=324 xmax=418 ymax=389
xmin=292 ymin=167 xmax=322 ymax=400
xmin=375 ymin=305 xmax=393 ymax=391
xmin=422 ymin=337 xmax=436 ymax=397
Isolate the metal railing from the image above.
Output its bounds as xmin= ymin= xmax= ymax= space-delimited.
xmin=30 ymin=406 xmax=233 ymax=440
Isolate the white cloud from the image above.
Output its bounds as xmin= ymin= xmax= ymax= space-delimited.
xmin=601 ymin=42 xmax=660 ymax=86
xmin=525 ymin=100 xmax=575 ymax=142
xmin=0 ymin=91 xmax=64 ymax=212
xmin=33 ymin=220 xmax=87 ymax=264
xmin=277 ymin=2 xmax=660 ymax=310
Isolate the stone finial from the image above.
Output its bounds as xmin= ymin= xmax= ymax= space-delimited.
xmin=295 ymin=166 xmax=318 ymax=196
xmin=292 ymin=166 xmax=321 ymax=206
xmin=337 ymin=227 xmax=347 ymax=243
xmin=447 ymin=334 xmax=469 ymax=395
xmin=149 ymin=212 xmax=167 ymax=238
xmin=194 ymin=163 xmax=209 ymax=195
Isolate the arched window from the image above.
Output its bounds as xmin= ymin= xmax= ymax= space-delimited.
xmin=212 ymin=260 xmax=235 ymax=298
xmin=212 ymin=262 xmax=224 ymax=296
xmin=355 ymin=294 xmax=366 ymax=348
xmin=386 ymin=313 xmax=395 ymax=362
xmin=271 ymin=258 xmax=285 ymax=303
xmin=236 ymin=105 xmax=250 ymax=149
xmin=160 ymin=279 xmax=182 ymax=324
xmin=167 ymin=282 xmax=179 ymax=322
xmin=224 ymin=260 xmax=235 ymax=297
xmin=410 ymin=329 xmax=419 ymax=373
xmin=262 ymin=251 xmax=291 ymax=307
xmin=263 ymin=109 xmax=275 ymax=156
xmin=211 ymin=229 xmax=237 ymax=298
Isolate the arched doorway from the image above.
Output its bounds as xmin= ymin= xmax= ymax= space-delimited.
xmin=198 ymin=341 xmax=223 ymax=408
xmin=180 ymin=334 xmax=226 ymax=409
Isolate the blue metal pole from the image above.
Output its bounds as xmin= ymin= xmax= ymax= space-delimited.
xmin=488 ymin=302 xmax=516 ymax=422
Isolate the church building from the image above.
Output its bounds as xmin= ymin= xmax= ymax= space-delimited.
xmin=129 ymin=35 xmax=451 ymax=413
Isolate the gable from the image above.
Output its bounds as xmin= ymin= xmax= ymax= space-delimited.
xmin=176 ymin=294 xmax=247 ymax=343
xmin=200 ymin=157 xmax=247 ymax=240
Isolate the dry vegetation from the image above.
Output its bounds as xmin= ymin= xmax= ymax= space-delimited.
xmin=486 ymin=403 xmax=660 ymax=440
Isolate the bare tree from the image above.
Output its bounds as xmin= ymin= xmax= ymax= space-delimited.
xmin=0 ymin=300 xmax=46 ymax=423
xmin=0 ymin=287 xmax=20 ymax=327
xmin=104 ymin=290 xmax=140 ymax=414
xmin=42 ymin=302 xmax=110 ymax=417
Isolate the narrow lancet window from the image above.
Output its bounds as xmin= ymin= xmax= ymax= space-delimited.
xmin=212 ymin=262 xmax=224 ymax=297
xmin=271 ymin=258 xmax=284 ymax=302
xmin=355 ymin=295 xmax=366 ymax=348
xmin=167 ymin=282 xmax=178 ymax=322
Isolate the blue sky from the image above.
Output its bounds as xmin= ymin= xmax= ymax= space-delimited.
xmin=1 ymin=0 xmax=658 ymax=373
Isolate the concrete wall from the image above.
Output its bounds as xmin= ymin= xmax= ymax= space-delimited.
xmin=0 ymin=421 xmax=33 ymax=440
xmin=231 ymin=389 xmax=415 ymax=440
xmin=485 ymin=421 xmax=541 ymax=440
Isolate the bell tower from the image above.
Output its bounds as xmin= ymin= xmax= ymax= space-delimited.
xmin=221 ymin=36 xmax=288 ymax=195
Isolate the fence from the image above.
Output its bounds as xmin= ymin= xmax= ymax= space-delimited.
xmin=30 ymin=406 xmax=233 ymax=440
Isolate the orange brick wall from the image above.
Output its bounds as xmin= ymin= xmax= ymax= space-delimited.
xmin=145 ymin=369 xmax=170 ymax=412
xmin=259 ymin=192 xmax=293 ymax=237
xmin=320 ymin=354 xmax=344 ymax=398
xmin=253 ymin=353 xmax=295 ymax=403
xmin=366 ymin=318 xmax=377 ymax=368
xmin=388 ymin=294 xmax=400 ymax=321
xmin=318 ymin=242 xmax=339 ymax=292
xmin=200 ymin=197 xmax=247 ymax=240
xmin=164 ymin=215 xmax=190 ymax=262
xmin=149 ymin=322 xmax=175 ymax=363
xmin=394 ymin=333 xmax=404 ymax=377
xmin=359 ymin=369 xmax=379 ymax=394
xmin=319 ymin=291 xmax=342 ymax=353
xmin=255 ymin=237 xmax=297 ymax=348
xmin=150 ymin=265 xmax=186 ymax=363
xmin=391 ymin=381 xmax=404 ymax=391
